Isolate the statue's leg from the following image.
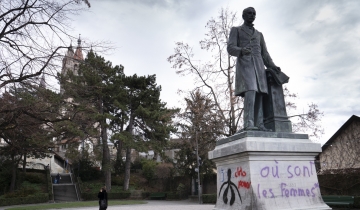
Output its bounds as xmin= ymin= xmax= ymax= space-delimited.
xmin=254 ymin=92 xmax=263 ymax=127
xmin=254 ymin=93 xmax=271 ymax=131
xmin=243 ymin=91 xmax=257 ymax=130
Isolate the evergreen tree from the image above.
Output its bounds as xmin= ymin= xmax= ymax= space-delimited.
xmin=0 ymin=83 xmax=63 ymax=192
xmin=60 ymin=51 xmax=125 ymax=191
xmin=61 ymin=52 xmax=178 ymax=191
xmin=111 ymin=74 xmax=178 ymax=190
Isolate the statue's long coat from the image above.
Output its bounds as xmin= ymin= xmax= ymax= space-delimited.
xmin=227 ymin=25 xmax=276 ymax=97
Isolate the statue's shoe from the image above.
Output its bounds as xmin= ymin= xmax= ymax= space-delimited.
xmin=245 ymin=126 xmax=259 ymax=130
xmin=257 ymin=124 xmax=272 ymax=132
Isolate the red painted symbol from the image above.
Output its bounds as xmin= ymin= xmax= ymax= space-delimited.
xmin=238 ymin=180 xmax=251 ymax=189
xmin=235 ymin=167 xmax=246 ymax=177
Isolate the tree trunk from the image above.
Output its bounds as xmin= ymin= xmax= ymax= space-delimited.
xmin=115 ymin=139 xmax=123 ymax=174
xmin=22 ymin=152 xmax=27 ymax=173
xmin=123 ymin=147 xmax=131 ymax=191
xmin=123 ymin=112 xmax=134 ymax=191
xmin=100 ymin=97 xmax=111 ymax=192
xmin=227 ymin=62 xmax=236 ymax=135
xmin=116 ymin=140 xmax=123 ymax=163
xmin=153 ymin=152 xmax=158 ymax=161
xmin=10 ymin=153 xmax=17 ymax=192
xmin=101 ymin=121 xmax=111 ymax=192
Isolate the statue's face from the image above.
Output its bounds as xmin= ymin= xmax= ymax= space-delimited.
xmin=243 ymin=8 xmax=256 ymax=23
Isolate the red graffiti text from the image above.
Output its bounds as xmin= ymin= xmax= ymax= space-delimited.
xmin=235 ymin=167 xmax=247 ymax=177
xmin=238 ymin=180 xmax=251 ymax=189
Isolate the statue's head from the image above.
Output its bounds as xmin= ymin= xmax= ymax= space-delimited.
xmin=242 ymin=7 xmax=256 ymax=23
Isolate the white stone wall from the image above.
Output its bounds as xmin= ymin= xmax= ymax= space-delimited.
xmin=25 ymin=154 xmax=64 ymax=173
xmin=210 ymin=135 xmax=330 ymax=210
xmin=215 ymin=159 xmax=324 ymax=209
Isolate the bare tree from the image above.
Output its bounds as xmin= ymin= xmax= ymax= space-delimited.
xmin=284 ymin=88 xmax=324 ymax=139
xmin=174 ymin=90 xmax=224 ymax=177
xmin=0 ymin=0 xmax=90 ymax=89
xmin=320 ymin=119 xmax=360 ymax=171
xmin=168 ymin=8 xmax=324 ymax=138
xmin=318 ymin=117 xmax=360 ymax=195
xmin=168 ymin=8 xmax=238 ymax=136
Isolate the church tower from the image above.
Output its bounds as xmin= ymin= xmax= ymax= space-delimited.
xmin=60 ymin=35 xmax=84 ymax=94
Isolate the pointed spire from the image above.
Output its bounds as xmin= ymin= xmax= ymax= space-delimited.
xmin=77 ymin=34 xmax=81 ymax=46
xmin=39 ymin=72 xmax=46 ymax=88
xmin=74 ymin=33 xmax=84 ymax=60
xmin=66 ymin=41 xmax=74 ymax=58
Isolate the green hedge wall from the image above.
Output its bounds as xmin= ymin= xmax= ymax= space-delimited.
xmin=81 ymin=192 xmax=131 ymax=200
xmin=318 ymin=173 xmax=360 ymax=196
xmin=77 ymin=176 xmax=131 ymax=201
xmin=0 ymin=193 xmax=49 ymax=207
xmin=166 ymin=192 xmax=178 ymax=200
xmin=141 ymin=191 xmax=150 ymax=199
xmin=46 ymin=170 xmax=53 ymax=201
xmin=355 ymin=196 xmax=360 ymax=208
xmin=202 ymin=194 xmax=216 ymax=204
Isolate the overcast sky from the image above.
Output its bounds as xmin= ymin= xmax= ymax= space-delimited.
xmin=66 ymin=0 xmax=360 ymax=144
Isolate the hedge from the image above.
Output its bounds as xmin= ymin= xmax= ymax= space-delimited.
xmin=355 ymin=196 xmax=360 ymax=208
xmin=202 ymin=194 xmax=216 ymax=204
xmin=166 ymin=192 xmax=178 ymax=200
xmin=46 ymin=170 xmax=53 ymax=201
xmin=81 ymin=192 xmax=131 ymax=200
xmin=141 ymin=192 xmax=150 ymax=199
xmin=77 ymin=176 xmax=131 ymax=201
xmin=0 ymin=193 xmax=49 ymax=207
xmin=166 ymin=192 xmax=189 ymax=200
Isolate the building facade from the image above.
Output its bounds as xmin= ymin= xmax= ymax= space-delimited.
xmin=319 ymin=115 xmax=360 ymax=171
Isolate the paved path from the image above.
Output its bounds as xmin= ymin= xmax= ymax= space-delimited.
xmin=49 ymin=200 xmax=214 ymax=210
xmin=0 ymin=200 xmax=215 ymax=210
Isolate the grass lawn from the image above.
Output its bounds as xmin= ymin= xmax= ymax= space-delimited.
xmin=5 ymin=200 xmax=147 ymax=210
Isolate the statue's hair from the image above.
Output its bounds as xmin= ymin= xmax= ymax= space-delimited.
xmin=242 ymin=7 xmax=256 ymax=16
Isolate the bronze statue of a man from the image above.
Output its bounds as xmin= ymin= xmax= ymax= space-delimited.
xmin=227 ymin=7 xmax=281 ymax=131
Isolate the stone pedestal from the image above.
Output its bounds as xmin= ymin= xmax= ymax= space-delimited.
xmin=208 ymin=131 xmax=331 ymax=210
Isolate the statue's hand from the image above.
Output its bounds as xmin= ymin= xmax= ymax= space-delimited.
xmin=241 ymin=47 xmax=251 ymax=56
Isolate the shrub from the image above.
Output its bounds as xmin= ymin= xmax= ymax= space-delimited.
xmin=355 ymin=196 xmax=360 ymax=208
xmin=74 ymin=159 xmax=102 ymax=181
xmin=46 ymin=170 xmax=53 ymax=200
xmin=0 ymin=193 xmax=48 ymax=206
xmin=141 ymin=159 xmax=157 ymax=182
xmin=166 ymin=192 xmax=179 ymax=200
xmin=131 ymin=158 xmax=142 ymax=170
xmin=80 ymin=180 xmax=126 ymax=194
xmin=108 ymin=192 xmax=131 ymax=199
xmin=177 ymin=183 xmax=185 ymax=192
xmin=202 ymin=194 xmax=216 ymax=204
xmin=81 ymin=192 xmax=130 ymax=200
xmin=0 ymin=160 xmax=13 ymax=194
xmin=141 ymin=191 xmax=150 ymax=199
xmin=113 ymin=159 xmax=125 ymax=174
xmin=80 ymin=182 xmax=104 ymax=193
xmin=111 ymin=175 xmax=123 ymax=186
xmin=3 ymin=188 xmax=36 ymax=198
xmin=155 ymin=163 xmax=173 ymax=179
xmin=24 ymin=172 xmax=46 ymax=184
xmin=3 ymin=181 xmax=45 ymax=198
